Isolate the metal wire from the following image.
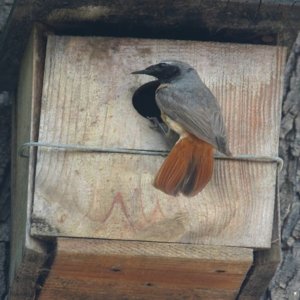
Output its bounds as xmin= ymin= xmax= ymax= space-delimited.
xmin=19 ymin=141 xmax=284 ymax=171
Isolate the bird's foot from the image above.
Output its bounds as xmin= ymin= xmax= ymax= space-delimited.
xmin=147 ymin=117 xmax=170 ymax=136
xmin=147 ymin=116 xmax=178 ymax=148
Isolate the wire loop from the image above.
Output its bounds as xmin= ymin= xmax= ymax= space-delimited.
xmin=19 ymin=141 xmax=283 ymax=171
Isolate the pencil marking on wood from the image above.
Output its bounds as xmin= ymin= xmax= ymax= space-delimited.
xmin=102 ymin=192 xmax=134 ymax=230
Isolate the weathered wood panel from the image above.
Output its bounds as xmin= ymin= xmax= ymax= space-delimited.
xmin=39 ymin=238 xmax=253 ymax=300
xmin=10 ymin=25 xmax=48 ymax=300
xmin=32 ymin=36 xmax=286 ymax=248
xmin=36 ymin=36 xmax=285 ymax=155
xmin=32 ymin=153 xmax=277 ymax=248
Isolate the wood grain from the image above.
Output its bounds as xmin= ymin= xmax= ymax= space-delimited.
xmin=238 ymin=182 xmax=281 ymax=299
xmin=39 ymin=238 xmax=252 ymax=300
xmin=32 ymin=153 xmax=277 ymax=248
xmin=32 ymin=36 xmax=286 ymax=248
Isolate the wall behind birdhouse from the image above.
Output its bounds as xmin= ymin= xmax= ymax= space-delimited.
xmin=0 ymin=0 xmax=13 ymax=298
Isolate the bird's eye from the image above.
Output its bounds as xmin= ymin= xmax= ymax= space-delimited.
xmin=158 ymin=63 xmax=169 ymax=69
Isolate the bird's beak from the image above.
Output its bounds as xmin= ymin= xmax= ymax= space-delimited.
xmin=131 ymin=69 xmax=149 ymax=75
xmin=132 ymin=64 xmax=160 ymax=77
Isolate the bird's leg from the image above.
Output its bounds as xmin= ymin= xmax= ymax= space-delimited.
xmin=147 ymin=116 xmax=170 ymax=136
xmin=147 ymin=117 xmax=178 ymax=148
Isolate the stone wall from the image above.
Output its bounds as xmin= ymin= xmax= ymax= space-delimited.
xmin=0 ymin=92 xmax=10 ymax=300
xmin=264 ymin=32 xmax=300 ymax=300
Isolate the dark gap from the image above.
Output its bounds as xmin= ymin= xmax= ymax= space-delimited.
xmin=145 ymin=282 xmax=154 ymax=287
xmin=132 ymin=80 xmax=161 ymax=120
xmin=51 ymin=23 xmax=278 ymax=46
xmin=111 ymin=266 xmax=122 ymax=272
xmin=34 ymin=240 xmax=57 ymax=299
xmin=236 ymin=250 xmax=258 ymax=298
xmin=215 ymin=269 xmax=226 ymax=273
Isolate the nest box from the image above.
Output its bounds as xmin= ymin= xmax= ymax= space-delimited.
xmin=30 ymin=35 xmax=284 ymax=249
xmin=10 ymin=30 xmax=286 ymax=299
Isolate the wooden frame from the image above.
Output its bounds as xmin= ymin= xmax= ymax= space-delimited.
xmin=31 ymin=35 xmax=285 ymax=249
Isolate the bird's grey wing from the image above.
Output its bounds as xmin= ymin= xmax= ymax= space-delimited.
xmin=156 ymin=86 xmax=230 ymax=155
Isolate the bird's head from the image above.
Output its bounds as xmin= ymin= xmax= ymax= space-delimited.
xmin=132 ymin=60 xmax=193 ymax=83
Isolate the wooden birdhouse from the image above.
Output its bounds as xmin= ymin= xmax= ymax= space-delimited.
xmin=2 ymin=1 xmax=296 ymax=299
xmin=30 ymin=35 xmax=284 ymax=247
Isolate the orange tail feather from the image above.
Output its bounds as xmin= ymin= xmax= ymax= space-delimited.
xmin=154 ymin=135 xmax=214 ymax=197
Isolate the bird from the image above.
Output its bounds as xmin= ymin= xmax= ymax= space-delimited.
xmin=132 ymin=60 xmax=231 ymax=197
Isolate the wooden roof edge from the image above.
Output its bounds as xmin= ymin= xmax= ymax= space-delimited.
xmin=1 ymin=0 xmax=300 ymax=91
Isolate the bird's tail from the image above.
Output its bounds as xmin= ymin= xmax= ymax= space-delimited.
xmin=154 ymin=134 xmax=214 ymax=197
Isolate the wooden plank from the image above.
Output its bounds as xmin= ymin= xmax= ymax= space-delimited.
xmin=39 ymin=238 xmax=253 ymax=300
xmin=238 ymin=178 xmax=281 ymax=299
xmin=32 ymin=36 xmax=286 ymax=248
xmin=9 ymin=24 xmax=48 ymax=300
xmin=0 ymin=0 xmax=299 ymax=90
xmin=35 ymin=36 xmax=285 ymax=156
xmin=32 ymin=153 xmax=277 ymax=248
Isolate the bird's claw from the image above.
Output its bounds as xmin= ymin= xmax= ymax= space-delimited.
xmin=147 ymin=117 xmax=170 ymax=136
